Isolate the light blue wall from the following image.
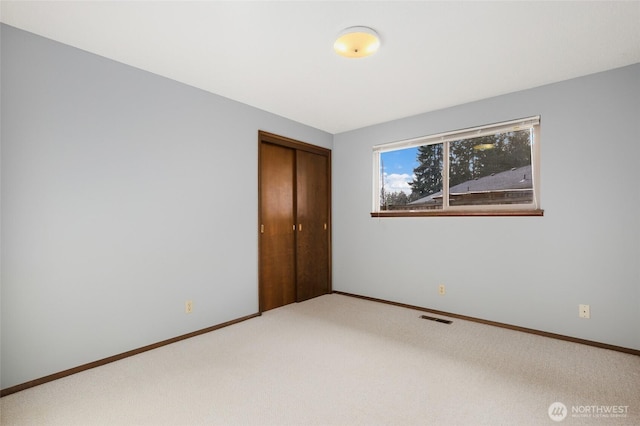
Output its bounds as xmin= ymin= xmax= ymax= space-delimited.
xmin=0 ymin=24 xmax=332 ymax=389
xmin=2 ymin=23 xmax=639 ymax=391
xmin=333 ymin=64 xmax=640 ymax=350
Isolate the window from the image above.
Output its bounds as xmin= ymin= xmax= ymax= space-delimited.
xmin=372 ymin=116 xmax=542 ymax=217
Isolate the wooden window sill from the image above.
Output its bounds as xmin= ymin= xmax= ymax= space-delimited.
xmin=370 ymin=209 xmax=544 ymax=218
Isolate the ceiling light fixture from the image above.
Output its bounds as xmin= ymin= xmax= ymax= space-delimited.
xmin=334 ymin=26 xmax=380 ymax=58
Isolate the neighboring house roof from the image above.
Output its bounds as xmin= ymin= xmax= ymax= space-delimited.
xmin=409 ymin=165 xmax=532 ymax=205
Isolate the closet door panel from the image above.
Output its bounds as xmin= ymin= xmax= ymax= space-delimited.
xmin=296 ymin=150 xmax=329 ymax=301
xmin=259 ymin=143 xmax=296 ymax=311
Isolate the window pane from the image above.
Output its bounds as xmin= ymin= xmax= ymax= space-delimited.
xmin=380 ymin=143 xmax=443 ymax=211
xmin=448 ymin=129 xmax=533 ymax=207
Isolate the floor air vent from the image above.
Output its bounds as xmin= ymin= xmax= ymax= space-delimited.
xmin=420 ymin=315 xmax=452 ymax=324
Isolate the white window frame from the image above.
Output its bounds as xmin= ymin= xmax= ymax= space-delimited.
xmin=372 ymin=116 xmax=541 ymax=216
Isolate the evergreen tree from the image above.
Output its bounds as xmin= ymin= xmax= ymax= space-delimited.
xmin=409 ymin=129 xmax=532 ymax=201
xmin=449 ymin=137 xmax=483 ymax=186
xmin=502 ymin=130 xmax=532 ymax=168
xmin=409 ymin=143 xmax=443 ymax=200
xmin=474 ymin=130 xmax=531 ymax=177
xmin=380 ymin=187 xmax=387 ymax=210
xmin=384 ymin=191 xmax=409 ymax=207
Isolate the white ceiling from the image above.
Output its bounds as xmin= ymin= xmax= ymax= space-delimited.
xmin=2 ymin=1 xmax=639 ymax=134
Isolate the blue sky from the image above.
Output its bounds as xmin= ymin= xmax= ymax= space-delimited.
xmin=381 ymin=147 xmax=418 ymax=195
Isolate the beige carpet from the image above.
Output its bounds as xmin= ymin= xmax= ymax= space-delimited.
xmin=2 ymin=294 xmax=639 ymax=425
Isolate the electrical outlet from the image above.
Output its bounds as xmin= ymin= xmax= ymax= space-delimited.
xmin=438 ymin=284 xmax=446 ymax=295
xmin=579 ymin=304 xmax=590 ymax=319
xmin=185 ymin=300 xmax=193 ymax=314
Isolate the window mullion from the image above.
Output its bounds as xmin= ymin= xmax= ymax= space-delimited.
xmin=442 ymin=141 xmax=450 ymax=210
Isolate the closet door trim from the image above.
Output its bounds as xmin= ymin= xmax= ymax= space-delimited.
xmin=259 ymin=131 xmax=331 ymax=156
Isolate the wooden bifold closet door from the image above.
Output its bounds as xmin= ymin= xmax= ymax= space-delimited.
xmin=259 ymin=132 xmax=331 ymax=312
